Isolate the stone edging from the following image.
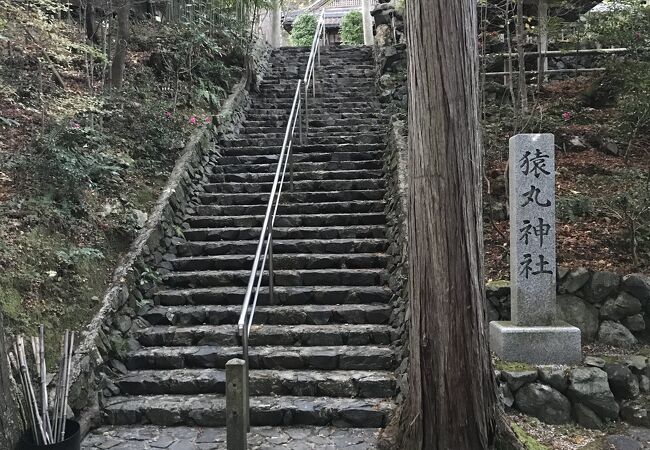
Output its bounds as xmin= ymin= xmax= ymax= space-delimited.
xmin=67 ymin=39 xmax=270 ymax=433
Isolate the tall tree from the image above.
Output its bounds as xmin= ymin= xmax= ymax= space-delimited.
xmin=400 ymin=0 xmax=500 ymax=448
xmin=0 ymin=313 xmax=21 ymax=449
xmin=111 ymin=0 xmax=130 ymax=89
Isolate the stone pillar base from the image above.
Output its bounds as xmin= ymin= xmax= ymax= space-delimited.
xmin=490 ymin=321 xmax=582 ymax=365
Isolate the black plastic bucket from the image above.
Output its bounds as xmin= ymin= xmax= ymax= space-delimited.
xmin=22 ymin=420 xmax=81 ymax=450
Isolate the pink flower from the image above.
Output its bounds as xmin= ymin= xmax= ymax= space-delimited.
xmin=188 ymin=116 xmax=197 ymax=125
xmin=70 ymin=122 xmax=80 ymax=129
xmin=164 ymin=111 xmax=172 ymax=118
xmin=635 ymin=32 xmax=642 ymax=41
xmin=204 ymin=116 xmax=211 ymax=124
xmin=562 ymin=112 xmax=571 ymax=122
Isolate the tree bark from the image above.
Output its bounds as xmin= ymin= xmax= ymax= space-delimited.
xmin=400 ymin=0 xmax=499 ymax=448
xmin=0 ymin=313 xmax=22 ymax=450
xmin=111 ymin=0 xmax=130 ymax=90
xmin=517 ymin=0 xmax=528 ymax=113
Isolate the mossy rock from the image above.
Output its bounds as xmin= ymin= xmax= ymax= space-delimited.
xmin=511 ymin=423 xmax=549 ymax=450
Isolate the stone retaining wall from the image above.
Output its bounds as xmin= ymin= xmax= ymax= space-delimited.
xmin=67 ymin=40 xmax=270 ymax=433
xmin=382 ymin=114 xmax=409 ymax=405
xmin=498 ymin=355 xmax=649 ymax=429
xmin=487 ymin=269 xmax=650 ymax=349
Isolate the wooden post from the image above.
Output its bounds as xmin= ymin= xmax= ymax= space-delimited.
xmin=226 ymin=359 xmax=247 ymax=450
xmin=537 ymin=0 xmax=549 ymax=87
xmin=361 ymin=0 xmax=374 ymax=46
xmin=270 ymin=0 xmax=281 ymax=48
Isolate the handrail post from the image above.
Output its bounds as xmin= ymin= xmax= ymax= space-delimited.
xmin=268 ymin=228 xmax=274 ymax=305
xmin=298 ymin=98 xmax=303 ymax=145
xmin=304 ymin=82 xmax=309 ymax=138
xmin=226 ymin=358 xmax=247 ymax=450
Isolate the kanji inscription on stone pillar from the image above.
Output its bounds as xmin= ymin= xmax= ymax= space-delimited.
xmin=510 ymin=133 xmax=556 ymax=326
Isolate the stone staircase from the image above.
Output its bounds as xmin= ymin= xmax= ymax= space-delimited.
xmin=84 ymin=46 xmax=395 ymax=448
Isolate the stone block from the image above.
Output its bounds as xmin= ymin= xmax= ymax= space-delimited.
xmin=490 ymin=321 xmax=581 ymax=365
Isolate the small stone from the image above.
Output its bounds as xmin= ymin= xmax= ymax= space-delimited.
xmin=604 ymin=363 xmax=640 ymax=400
xmin=557 ymin=294 xmax=599 ymax=342
xmin=623 ymin=314 xmax=646 ymax=332
xmin=503 ymin=370 xmax=538 ymax=392
xmin=514 ymin=383 xmax=571 ymax=424
xmin=604 ymin=435 xmax=643 ymax=450
xmin=585 ymin=271 xmax=621 ymax=303
xmin=498 ymin=381 xmax=514 ymax=408
xmin=600 ymin=292 xmax=642 ymax=320
xmin=538 ymin=367 xmax=568 ymax=392
xmin=639 ymin=375 xmax=650 ymax=393
xmin=115 ymin=315 xmax=133 ymax=333
xmin=560 ymin=268 xmax=590 ymax=294
xmin=133 ymin=209 xmax=148 ymax=228
xmin=620 ymin=400 xmax=650 ymax=427
xmin=622 ymin=356 xmax=650 ymax=375
xmin=623 ymin=273 xmax=650 ymax=302
xmin=597 ymin=321 xmax=638 ymax=348
xmin=572 ymin=402 xmax=603 ymax=429
xmin=584 ymin=356 xmax=606 ymax=368
xmin=567 ymin=367 xmax=619 ymax=420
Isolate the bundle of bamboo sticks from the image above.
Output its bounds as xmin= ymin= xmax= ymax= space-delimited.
xmin=8 ymin=326 xmax=75 ymax=446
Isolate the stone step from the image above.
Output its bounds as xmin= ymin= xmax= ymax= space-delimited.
xmin=103 ymin=394 xmax=394 ymax=428
xmin=153 ymin=285 xmax=391 ymax=307
xmin=125 ymin=345 xmax=395 ymax=371
xmin=143 ymin=303 xmax=392 ymax=326
xmin=222 ymin=136 xmax=383 ymax=148
xmin=162 ymin=268 xmax=386 ymax=288
xmin=83 ymin=425 xmax=382 ymax=449
xmin=185 ymin=212 xmax=385 ymax=229
xmin=207 ymin=169 xmax=384 ymax=183
xmin=117 ymin=369 xmax=396 ymax=398
xmin=243 ymin=111 xmax=386 ymax=122
xmin=198 ymin=190 xmax=384 ymax=207
xmin=250 ymin=100 xmax=377 ymax=110
xmin=245 ymin=106 xmax=380 ymax=116
xmin=180 ymin=230 xmax=386 ymax=246
xmin=202 ymin=179 xmax=385 ymax=194
xmin=237 ymin=126 xmax=384 ymax=139
xmin=135 ymin=324 xmax=395 ymax=347
xmin=171 ymin=253 xmax=389 ymax=271
xmin=215 ymin=143 xmax=384 ymax=157
xmin=242 ymin=117 xmax=384 ymax=129
xmin=194 ymin=199 xmax=385 ymax=216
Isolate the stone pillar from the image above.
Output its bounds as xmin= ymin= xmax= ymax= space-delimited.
xmin=361 ymin=0 xmax=374 ymax=46
xmin=490 ymin=134 xmax=581 ymax=365
xmin=510 ymin=133 xmax=556 ymax=326
xmin=270 ymin=0 xmax=282 ymax=48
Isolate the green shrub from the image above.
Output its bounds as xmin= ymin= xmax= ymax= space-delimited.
xmin=290 ymin=14 xmax=317 ymax=47
xmin=340 ymin=11 xmax=364 ymax=45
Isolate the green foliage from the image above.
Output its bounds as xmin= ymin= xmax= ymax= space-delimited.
xmin=0 ymin=283 xmax=23 ymax=322
xmin=586 ymin=0 xmax=650 ymax=50
xmin=557 ymin=195 xmax=594 ymax=221
xmin=340 ymin=11 xmax=364 ymax=45
xmin=290 ymin=14 xmax=317 ymax=47
xmin=56 ymin=247 xmax=104 ymax=270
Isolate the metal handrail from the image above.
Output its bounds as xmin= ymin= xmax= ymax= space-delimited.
xmin=235 ymin=10 xmax=326 ymax=430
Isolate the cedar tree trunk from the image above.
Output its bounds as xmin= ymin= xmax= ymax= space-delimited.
xmin=111 ymin=0 xmax=130 ymax=89
xmin=401 ymin=0 xmax=500 ymax=448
